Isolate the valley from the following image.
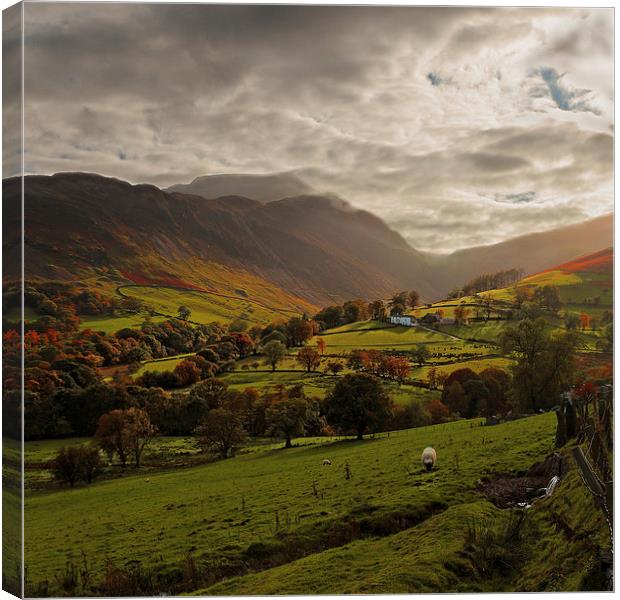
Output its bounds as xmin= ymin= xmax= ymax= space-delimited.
xmin=3 ymin=174 xmax=613 ymax=596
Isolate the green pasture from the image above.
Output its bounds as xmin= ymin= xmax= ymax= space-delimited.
xmin=132 ymin=353 xmax=197 ymax=379
xmin=79 ymin=313 xmax=167 ymax=335
xmin=24 ymin=414 xmax=558 ymax=594
xmin=199 ymin=461 xmax=607 ymax=594
xmin=120 ymin=286 xmax=297 ymax=326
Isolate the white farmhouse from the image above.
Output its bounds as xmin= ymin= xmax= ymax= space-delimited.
xmin=389 ymin=315 xmax=417 ymax=327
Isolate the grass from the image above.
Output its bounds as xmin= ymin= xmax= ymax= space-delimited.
xmin=120 ymin=286 xmax=302 ymax=326
xmin=24 ymin=414 xmax=558 ymax=594
xmin=79 ymin=313 xmax=167 ymax=335
xmin=132 ymin=353 xmax=197 ymax=379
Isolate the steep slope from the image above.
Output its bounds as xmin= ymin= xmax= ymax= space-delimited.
xmin=431 ymin=214 xmax=613 ymax=291
xmin=4 ymin=173 xmax=437 ymax=305
xmin=4 ymin=173 xmax=613 ymax=305
xmin=166 ymin=172 xmax=315 ymax=204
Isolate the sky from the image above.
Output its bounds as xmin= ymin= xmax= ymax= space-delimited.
xmin=7 ymin=3 xmax=614 ymax=253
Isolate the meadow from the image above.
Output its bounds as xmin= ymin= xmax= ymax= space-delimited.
xmin=119 ymin=285 xmax=302 ymax=326
xmin=24 ymin=413 xmax=563 ymax=594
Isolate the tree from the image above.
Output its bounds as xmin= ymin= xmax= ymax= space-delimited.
xmin=286 ymin=317 xmax=314 ymax=347
xmin=178 ymin=305 xmax=191 ymax=321
xmin=297 ymin=346 xmax=321 ymax=372
xmin=443 ymin=381 xmax=468 ymax=416
xmin=325 ymin=360 xmax=344 ymax=375
xmin=580 ymin=313 xmax=590 ymax=331
xmin=266 ymin=394 xmax=311 ymax=448
xmin=79 ymin=445 xmax=104 ymax=484
xmin=389 ymin=292 xmax=408 ymax=317
xmin=479 ymin=294 xmax=494 ymax=320
xmin=124 ymin=407 xmax=158 ymax=468
xmin=408 ymin=290 xmax=420 ymax=309
xmin=51 ymin=447 xmax=82 ymax=487
xmin=369 ymin=300 xmax=386 ymax=320
xmin=174 ymin=359 xmax=202 ymax=386
xmin=426 ymin=399 xmax=449 ymax=424
xmin=262 ymin=340 xmax=287 ymax=372
xmin=316 ymin=338 xmax=326 ymax=355
xmin=95 ymin=408 xmax=157 ymax=468
xmin=564 ymin=313 xmax=580 ymax=331
xmin=412 ymin=344 xmax=430 ymax=367
xmin=427 ymin=367 xmax=438 ymax=390
xmin=323 ymin=373 xmax=393 ymax=440
xmin=454 ymin=305 xmax=470 ymax=326
xmin=533 ymin=285 xmax=562 ymax=313
xmin=343 ymin=300 xmax=369 ymax=324
xmin=501 ymin=318 xmax=576 ymax=412
xmin=596 ymin=323 xmax=613 ymax=352
xmin=195 ymin=398 xmax=247 ymax=459
xmin=95 ymin=410 xmax=130 ymax=467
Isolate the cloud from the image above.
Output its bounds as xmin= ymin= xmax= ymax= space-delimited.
xmin=16 ymin=5 xmax=613 ymax=252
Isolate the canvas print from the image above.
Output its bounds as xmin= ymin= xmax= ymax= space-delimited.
xmin=2 ymin=3 xmax=614 ymax=596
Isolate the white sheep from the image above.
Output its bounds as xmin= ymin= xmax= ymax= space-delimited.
xmin=322 ymin=459 xmax=332 ymax=466
xmin=421 ymin=447 xmax=436 ymax=472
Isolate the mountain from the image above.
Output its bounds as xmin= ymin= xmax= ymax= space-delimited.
xmin=4 ymin=173 xmax=437 ymax=305
xmin=166 ymin=172 xmax=315 ymax=204
xmin=429 ymin=213 xmax=613 ymax=292
xmin=3 ymin=172 xmax=613 ymax=306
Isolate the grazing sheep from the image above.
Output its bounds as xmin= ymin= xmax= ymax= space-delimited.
xmin=323 ymin=459 xmax=332 ymax=466
xmin=421 ymin=447 xmax=436 ymax=472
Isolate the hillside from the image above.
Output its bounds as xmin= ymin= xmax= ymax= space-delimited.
xmin=4 ymin=173 xmax=437 ymax=304
xmin=432 ymin=214 xmax=613 ymax=293
xmin=3 ymin=173 xmax=614 ymax=305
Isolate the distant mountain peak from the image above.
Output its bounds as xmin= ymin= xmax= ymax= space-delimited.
xmin=166 ymin=172 xmax=316 ymax=204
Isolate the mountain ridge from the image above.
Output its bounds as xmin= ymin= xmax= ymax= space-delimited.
xmin=4 ymin=172 xmax=613 ymax=305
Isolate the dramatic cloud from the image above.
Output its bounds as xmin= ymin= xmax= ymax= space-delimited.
xmin=15 ymin=4 xmax=613 ymax=252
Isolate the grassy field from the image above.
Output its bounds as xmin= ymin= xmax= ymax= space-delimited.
xmin=197 ymin=460 xmax=608 ymax=594
xmin=24 ymin=414 xmax=562 ymax=594
xmin=131 ymin=353 xmax=197 ymax=379
xmin=79 ymin=313 xmax=167 ymax=335
xmin=120 ymin=286 xmax=302 ymax=326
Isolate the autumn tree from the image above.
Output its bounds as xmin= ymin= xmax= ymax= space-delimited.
xmin=408 ymin=290 xmax=420 ymax=309
xmin=79 ymin=445 xmax=104 ymax=484
xmin=325 ymin=360 xmax=344 ymax=375
xmin=426 ymin=399 xmax=450 ymax=424
xmin=454 ymin=305 xmax=470 ymax=325
xmin=297 ymin=346 xmax=321 ymax=372
xmin=95 ymin=407 xmax=157 ymax=468
xmin=177 ymin=305 xmax=191 ymax=321
xmin=323 ymin=373 xmax=393 ymax=440
xmin=316 ymin=337 xmax=326 ymax=355
xmin=369 ymin=300 xmax=387 ymax=320
xmin=51 ymin=446 xmax=82 ymax=487
xmin=580 ymin=313 xmax=591 ymax=331
xmin=124 ymin=407 xmax=158 ymax=468
xmin=286 ymin=317 xmax=315 ymax=347
xmin=262 ymin=340 xmax=287 ymax=372
xmin=443 ymin=381 xmax=468 ymax=416
xmin=95 ymin=410 xmax=130 ymax=467
xmin=195 ymin=396 xmax=247 ymax=458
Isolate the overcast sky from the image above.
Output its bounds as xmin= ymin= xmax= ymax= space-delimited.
xmin=13 ymin=4 xmax=614 ymax=252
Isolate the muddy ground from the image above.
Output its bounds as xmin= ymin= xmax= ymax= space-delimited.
xmin=477 ymin=453 xmax=569 ymax=508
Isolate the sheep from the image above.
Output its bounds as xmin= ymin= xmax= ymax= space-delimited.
xmin=322 ymin=459 xmax=332 ymax=466
xmin=421 ymin=447 xmax=436 ymax=472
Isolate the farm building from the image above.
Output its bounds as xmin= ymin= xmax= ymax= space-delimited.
xmin=389 ymin=315 xmax=417 ymax=327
